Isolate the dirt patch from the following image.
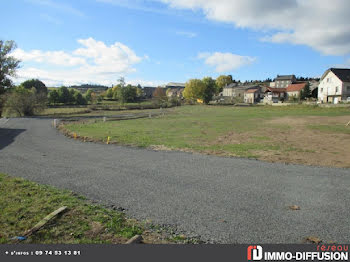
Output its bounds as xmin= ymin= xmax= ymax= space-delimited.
xmin=266 ymin=115 xmax=350 ymax=126
xmin=85 ymin=221 xmax=105 ymax=238
xmin=208 ymin=116 xmax=350 ymax=168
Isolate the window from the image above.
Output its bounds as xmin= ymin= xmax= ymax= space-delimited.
xmin=347 ymin=86 xmax=350 ymax=93
xmin=336 ymin=86 xmax=339 ymax=93
xmin=320 ymin=88 xmax=323 ymax=93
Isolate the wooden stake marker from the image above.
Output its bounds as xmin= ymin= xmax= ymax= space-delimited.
xmin=13 ymin=206 xmax=68 ymax=243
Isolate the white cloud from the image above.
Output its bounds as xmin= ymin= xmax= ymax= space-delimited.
xmin=159 ymin=0 xmax=350 ymax=55
xmin=12 ymin=49 xmax=86 ymax=67
xmin=198 ymin=52 xmax=256 ymax=73
xmin=12 ymin=38 xmax=145 ymax=86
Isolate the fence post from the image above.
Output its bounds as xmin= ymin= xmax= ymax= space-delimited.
xmin=103 ymin=117 xmax=106 ymax=122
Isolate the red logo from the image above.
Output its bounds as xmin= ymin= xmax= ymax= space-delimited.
xmin=247 ymin=245 xmax=263 ymax=261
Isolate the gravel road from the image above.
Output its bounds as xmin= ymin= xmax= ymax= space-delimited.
xmin=0 ymin=118 xmax=349 ymax=243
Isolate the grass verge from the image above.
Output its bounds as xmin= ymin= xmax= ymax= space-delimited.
xmin=0 ymin=173 xmax=195 ymax=244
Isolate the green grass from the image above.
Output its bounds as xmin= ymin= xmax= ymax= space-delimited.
xmin=0 ymin=173 xmax=146 ymax=244
xmin=308 ymin=124 xmax=350 ymax=134
xmin=63 ymin=105 xmax=350 ymax=159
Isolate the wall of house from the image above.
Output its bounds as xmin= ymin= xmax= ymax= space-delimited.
xmin=342 ymin=82 xmax=350 ymax=99
xmin=223 ymin=88 xmax=245 ymax=98
xmin=318 ymin=71 xmax=343 ymax=103
xmin=275 ymin=80 xmax=292 ymax=89
xmin=244 ymin=93 xmax=254 ymax=103
xmin=287 ymin=91 xmax=300 ymax=98
xmin=223 ymin=88 xmax=233 ymax=97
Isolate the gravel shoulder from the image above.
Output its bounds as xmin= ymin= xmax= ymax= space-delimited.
xmin=0 ymin=118 xmax=349 ymax=243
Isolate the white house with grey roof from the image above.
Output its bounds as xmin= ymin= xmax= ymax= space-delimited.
xmin=318 ymin=68 xmax=350 ymax=104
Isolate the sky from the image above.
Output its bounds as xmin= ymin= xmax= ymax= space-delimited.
xmin=2 ymin=0 xmax=350 ymax=87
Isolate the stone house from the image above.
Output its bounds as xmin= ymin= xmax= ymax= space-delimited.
xmin=264 ymin=87 xmax=286 ymax=103
xmin=244 ymin=89 xmax=260 ymax=104
xmin=286 ymin=82 xmax=307 ymax=99
xmin=274 ymin=75 xmax=296 ymax=89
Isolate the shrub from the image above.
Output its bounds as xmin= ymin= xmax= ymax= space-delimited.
xmin=3 ymin=87 xmax=47 ymax=116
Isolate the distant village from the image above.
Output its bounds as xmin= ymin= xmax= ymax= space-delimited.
xmin=140 ymin=68 xmax=350 ymax=105
xmin=71 ymin=67 xmax=350 ymax=105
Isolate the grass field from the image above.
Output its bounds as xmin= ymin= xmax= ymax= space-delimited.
xmin=0 ymin=173 xmax=192 ymax=244
xmin=62 ymin=105 xmax=350 ymax=168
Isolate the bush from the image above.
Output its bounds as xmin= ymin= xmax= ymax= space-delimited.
xmin=169 ymin=97 xmax=181 ymax=106
xmin=3 ymin=87 xmax=47 ymax=116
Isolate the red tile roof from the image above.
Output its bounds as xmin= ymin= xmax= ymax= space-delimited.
xmin=245 ymin=88 xmax=258 ymax=93
xmin=265 ymin=87 xmax=286 ymax=93
xmin=286 ymin=82 xmax=307 ymax=92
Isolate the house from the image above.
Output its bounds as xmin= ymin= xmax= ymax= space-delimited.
xmin=264 ymin=87 xmax=286 ymax=103
xmin=286 ymin=82 xmax=307 ymax=99
xmin=274 ymin=75 xmax=296 ymax=89
xmin=318 ymin=68 xmax=350 ymax=104
xmin=223 ymin=84 xmax=260 ymax=101
xmin=166 ymin=87 xmax=184 ymax=98
xmin=142 ymin=87 xmax=157 ymax=98
xmin=244 ymin=88 xmax=260 ymax=104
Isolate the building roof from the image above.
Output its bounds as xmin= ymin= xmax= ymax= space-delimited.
xmin=166 ymin=82 xmax=186 ymax=88
xmin=265 ymin=87 xmax=286 ymax=93
xmin=275 ymin=75 xmax=296 ymax=81
xmin=225 ymin=84 xmax=259 ymax=90
xmin=323 ymin=68 xmax=350 ymax=82
xmin=245 ymin=88 xmax=258 ymax=93
xmin=286 ymin=82 xmax=307 ymax=92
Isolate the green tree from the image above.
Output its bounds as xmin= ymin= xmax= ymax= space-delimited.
xmin=85 ymin=89 xmax=94 ymax=103
xmin=68 ymin=88 xmax=77 ymax=104
xmin=215 ymin=75 xmax=233 ymax=94
xmin=73 ymin=91 xmax=86 ymax=105
xmin=0 ymin=40 xmax=21 ymax=116
xmin=106 ymin=88 xmax=114 ymax=99
xmin=0 ymin=40 xmax=20 ymax=93
xmin=20 ymin=79 xmax=47 ymax=94
xmin=300 ymin=83 xmax=311 ymax=100
xmin=48 ymin=89 xmax=60 ymax=104
xmin=136 ymin=85 xmax=143 ymax=98
xmin=3 ymin=86 xmax=47 ymax=116
xmin=117 ymin=85 xmax=137 ymax=103
xmin=58 ymin=86 xmax=70 ymax=104
xmin=183 ymin=79 xmax=206 ymax=101
xmin=202 ymin=77 xmax=217 ymax=104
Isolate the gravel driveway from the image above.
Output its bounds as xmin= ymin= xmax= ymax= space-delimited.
xmin=0 ymin=118 xmax=349 ymax=243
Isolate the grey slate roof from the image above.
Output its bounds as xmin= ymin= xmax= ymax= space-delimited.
xmin=275 ymin=75 xmax=296 ymax=81
xmin=166 ymin=82 xmax=186 ymax=88
xmin=329 ymin=68 xmax=350 ymax=82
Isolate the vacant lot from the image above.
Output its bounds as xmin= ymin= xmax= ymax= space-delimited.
xmin=63 ymin=105 xmax=350 ymax=168
xmin=0 ymin=173 xmax=191 ymax=244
